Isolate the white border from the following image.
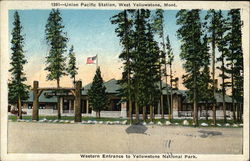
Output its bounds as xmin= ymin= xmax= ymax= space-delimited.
xmin=0 ymin=1 xmax=249 ymax=161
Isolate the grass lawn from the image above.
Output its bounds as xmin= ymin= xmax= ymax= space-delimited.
xmin=8 ymin=115 xmax=126 ymax=122
xmin=8 ymin=115 xmax=242 ymax=127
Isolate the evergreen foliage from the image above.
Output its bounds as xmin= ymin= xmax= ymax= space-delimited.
xmin=132 ymin=9 xmax=161 ymax=121
xmin=165 ymin=35 xmax=174 ymax=119
xmin=45 ymin=9 xmax=68 ymax=119
xmin=45 ymin=9 xmax=68 ymax=87
xmin=9 ymin=11 xmax=29 ymax=119
xmin=88 ymin=67 xmax=108 ymax=118
xmin=66 ymin=45 xmax=78 ymax=85
xmin=227 ymin=9 xmax=243 ymax=122
xmin=198 ymin=35 xmax=213 ymax=120
xmin=215 ymin=10 xmax=230 ymax=123
xmin=205 ymin=9 xmax=221 ymax=125
xmin=176 ymin=9 xmax=205 ymax=126
xmin=110 ymin=9 xmax=135 ymax=122
xmin=111 ymin=9 xmax=162 ymax=122
xmin=153 ymin=9 xmax=169 ymax=119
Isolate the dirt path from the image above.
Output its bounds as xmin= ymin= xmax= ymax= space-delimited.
xmin=8 ymin=122 xmax=243 ymax=154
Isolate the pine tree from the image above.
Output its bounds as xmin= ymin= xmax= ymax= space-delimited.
xmin=111 ymin=9 xmax=162 ymax=123
xmin=153 ymin=9 xmax=168 ymax=119
xmin=9 ymin=11 xmax=29 ymax=119
xmin=66 ymin=45 xmax=78 ymax=85
xmin=87 ymin=67 xmax=108 ymax=118
xmin=227 ymin=9 xmax=243 ymax=122
xmin=45 ymin=9 xmax=68 ymax=119
xmin=110 ymin=10 xmax=135 ymax=123
xmin=133 ymin=9 xmax=150 ymax=121
xmin=165 ymin=35 xmax=174 ymax=120
xmin=205 ymin=9 xmax=220 ymax=125
xmin=198 ymin=35 xmax=213 ymax=121
xmin=145 ymin=21 xmax=161 ymax=121
xmin=176 ymin=9 xmax=204 ymax=126
xmin=216 ymin=10 xmax=230 ymax=124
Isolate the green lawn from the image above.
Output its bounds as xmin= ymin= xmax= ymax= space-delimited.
xmin=8 ymin=115 xmax=126 ymax=122
xmin=8 ymin=115 xmax=242 ymax=127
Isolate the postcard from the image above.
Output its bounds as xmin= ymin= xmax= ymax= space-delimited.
xmin=0 ymin=1 xmax=249 ymax=161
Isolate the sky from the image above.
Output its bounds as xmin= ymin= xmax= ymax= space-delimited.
xmin=8 ymin=9 xmax=228 ymax=89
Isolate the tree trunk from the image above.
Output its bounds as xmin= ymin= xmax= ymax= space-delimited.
xmin=73 ymin=76 xmax=76 ymax=86
xmin=231 ymin=71 xmax=236 ymax=123
xmin=74 ymin=81 xmax=82 ymax=122
xmin=96 ymin=110 xmax=98 ymax=118
xmin=124 ymin=10 xmax=133 ymax=124
xmin=222 ymin=59 xmax=226 ymax=123
xmin=153 ymin=106 xmax=155 ymax=119
xmin=236 ymin=103 xmax=240 ymax=122
xmin=212 ymin=21 xmax=216 ymax=126
xmin=222 ymin=95 xmax=227 ymax=123
xmin=170 ymin=64 xmax=173 ymax=120
xmin=193 ymin=97 xmax=198 ymax=126
xmin=232 ymin=101 xmax=236 ymax=122
xmin=160 ymin=94 xmax=164 ymax=119
xmin=223 ymin=102 xmax=227 ymax=123
xmin=18 ymin=96 xmax=22 ymax=119
xmin=164 ymin=55 xmax=171 ymax=121
xmin=135 ymin=102 xmax=139 ymax=123
xmin=32 ymin=81 xmax=39 ymax=121
xmin=57 ymin=78 xmax=61 ymax=119
xmin=96 ymin=110 xmax=100 ymax=118
xmin=193 ymin=64 xmax=198 ymax=126
xmin=199 ymin=105 xmax=202 ymax=119
xmin=57 ymin=97 xmax=61 ymax=119
xmin=212 ymin=95 xmax=216 ymax=124
xmin=165 ymin=69 xmax=171 ymax=121
xmin=205 ymin=102 xmax=208 ymax=121
xmin=240 ymin=103 xmax=243 ymax=122
xmin=142 ymin=106 xmax=146 ymax=121
xmin=150 ymin=105 xmax=153 ymax=121
xmin=159 ymin=65 xmax=164 ymax=119
xmin=161 ymin=22 xmax=166 ymax=120
xmin=129 ymin=100 xmax=132 ymax=124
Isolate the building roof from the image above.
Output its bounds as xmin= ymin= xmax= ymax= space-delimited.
xmin=181 ymin=90 xmax=236 ymax=103
xmin=81 ymin=79 xmax=179 ymax=96
xmin=81 ymin=78 xmax=121 ymax=95
xmin=214 ymin=93 xmax=235 ymax=103
xmin=24 ymin=91 xmax=58 ymax=103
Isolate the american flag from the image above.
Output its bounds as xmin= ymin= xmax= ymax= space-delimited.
xmin=86 ymin=55 xmax=97 ymax=64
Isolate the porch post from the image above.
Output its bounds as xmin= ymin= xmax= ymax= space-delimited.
xmin=32 ymin=81 xmax=39 ymax=121
xmin=157 ymin=102 xmax=160 ymax=116
xmin=74 ymin=81 xmax=82 ymax=122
